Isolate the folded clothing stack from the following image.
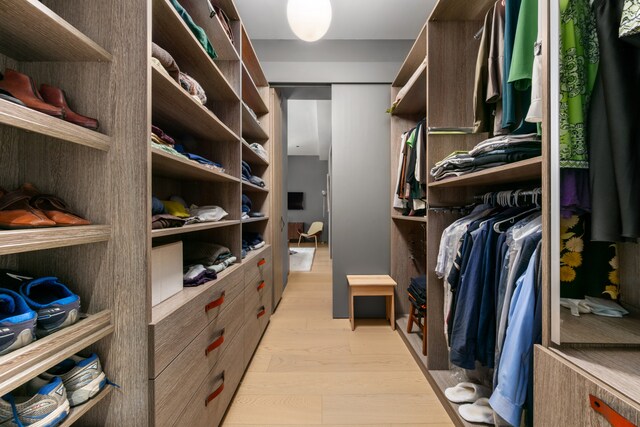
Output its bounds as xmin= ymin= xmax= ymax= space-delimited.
xmin=151 ymin=125 xmax=224 ymax=173
xmin=241 ymin=161 xmax=265 ymax=187
xmin=151 ymin=195 xmax=228 ymax=230
xmin=183 ymin=241 xmax=237 ymax=283
xmin=151 ymin=42 xmax=208 ymax=105
xmin=242 ymin=232 xmax=265 ymax=253
xmin=430 ymin=133 xmax=541 ymax=181
xmin=408 ymin=275 xmax=427 ymax=311
xmin=241 ymin=194 xmax=264 ymax=220
xmin=249 ymin=143 xmax=268 ymax=161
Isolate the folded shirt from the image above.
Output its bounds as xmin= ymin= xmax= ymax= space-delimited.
xmin=179 ymin=72 xmax=207 ymax=105
xmin=469 ymin=133 xmax=541 ymax=157
xmin=186 ymin=205 xmax=229 ymax=224
xmin=151 ymin=214 xmax=185 ymax=229
xmin=249 ymin=143 xmax=268 ymax=161
xmin=151 ymin=43 xmax=180 ymax=82
xmin=184 ymin=241 xmax=231 ymax=266
xmin=249 ymin=176 xmax=265 ymax=187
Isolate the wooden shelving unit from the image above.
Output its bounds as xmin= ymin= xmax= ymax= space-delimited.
xmin=0 ymin=311 xmax=113 ymax=396
xmin=151 ymin=220 xmax=241 ymax=238
xmin=151 ymin=64 xmax=239 ymax=143
xmin=59 ymin=386 xmax=114 ymax=427
xmin=152 ymin=148 xmax=240 ymax=184
xmin=0 ymin=0 xmax=112 ymax=62
xmin=428 ymin=157 xmax=542 ymax=188
xmin=392 ymin=215 xmax=427 ymax=223
xmin=392 ymin=24 xmax=427 ymax=87
xmin=393 ymin=68 xmax=426 ymax=116
xmin=428 ymin=370 xmax=476 ymax=427
xmin=242 ymin=181 xmax=269 ymax=193
xmin=0 ymin=225 xmax=111 ymax=256
xmin=178 ymin=0 xmax=239 ymax=61
xmin=241 ymin=26 xmax=268 ymax=87
xmin=241 ymin=139 xmax=269 ymax=166
xmin=560 ymin=310 xmax=640 ymax=345
xmin=0 ymin=99 xmax=111 ymax=151
xmin=242 ymin=64 xmax=269 ymax=115
xmin=242 ymin=102 xmax=269 ymax=141
xmin=242 ymin=217 xmax=269 ymax=223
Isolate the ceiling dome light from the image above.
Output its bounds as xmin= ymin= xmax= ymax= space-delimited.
xmin=287 ymin=0 xmax=332 ymax=42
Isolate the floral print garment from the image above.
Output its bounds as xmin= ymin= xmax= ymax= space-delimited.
xmin=559 ymin=0 xmax=599 ymax=168
xmin=560 ymin=214 xmax=619 ymax=299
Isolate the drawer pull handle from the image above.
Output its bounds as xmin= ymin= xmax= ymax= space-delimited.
xmin=205 ymin=291 xmax=225 ymax=312
xmin=257 ymin=281 xmax=265 ymax=291
xmin=590 ymin=395 xmax=635 ymax=427
xmin=257 ymin=306 xmax=266 ymax=319
xmin=257 ymin=258 xmax=266 ymax=267
xmin=205 ymin=329 xmax=225 ymax=356
xmin=205 ymin=373 xmax=225 ymax=406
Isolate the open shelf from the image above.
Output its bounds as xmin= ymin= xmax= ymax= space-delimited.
xmin=59 ymin=385 xmax=114 ymax=427
xmin=241 ymin=26 xmax=268 ymax=87
xmin=428 ymin=370 xmax=478 ymax=427
xmin=0 ymin=0 xmax=112 ymax=62
xmin=242 ymin=243 xmax=271 ymax=262
xmin=242 ymin=181 xmax=268 ymax=193
xmin=429 ymin=0 xmax=495 ymax=21
xmin=153 ymin=0 xmax=238 ymax=102
xmin=560 ymin=309 xmax=640 ymax=345
xmin=550 ymin=347 xmax=640 ymax=404
xmin=212 ymin=0 xmax=240 ymax=20
xmin=151 ymin=220 xmax=240 ymax=238
xmin=151 ymin=147 xmax=239 ymax=184
xmin=392 ymin=24 xmax=427 ymax=87
xmin=242 ymin=102 xmax=269 ymax=141
xmin=151 ymin=63 xmax=239 ymax=143
xmin=242 ymin=216 xmax=269 ymax=224
xmin=393 ymin=67 xmax=426 ymax=116
xmin=179 ymin=0 xmax=239 ymax=61
xmin=0 ymin=310 xmax=113 ymax=396
xmin=428 ymin=157 xmax=542 ymax=189
xmin=242 ymin=64 xmax=269 ymax=115
xmin=0 ymin=99 xmax=111 ymax=151
xmin=0 ymin=225 xmax=111 ymax=256
xmin=241 ymin=139 xmax=269 ymax=166
xmin=392 ymin=215 xmax=427 ymax=223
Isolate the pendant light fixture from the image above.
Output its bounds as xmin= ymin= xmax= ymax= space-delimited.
xmin=287 ymin=0 xmax=332 ymax=42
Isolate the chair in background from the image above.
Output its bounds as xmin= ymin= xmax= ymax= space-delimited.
xmin=297 ymin=221 xmax=323 ymax=248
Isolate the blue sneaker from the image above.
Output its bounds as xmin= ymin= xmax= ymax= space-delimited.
xmin=0 ymin=289 xmax=36 ymax=356
xmin=39 ymin=354 xmax=106 ymax=407
xmin=0 ymin=376 xmax=69 ymax=427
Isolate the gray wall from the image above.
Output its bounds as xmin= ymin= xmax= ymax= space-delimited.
xmin=331 ymin=84 xmax=390 ymax=318
xmin=287 ymin=156 xmax=329 ymax=242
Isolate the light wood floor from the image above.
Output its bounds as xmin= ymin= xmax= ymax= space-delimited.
xmin=222 ymin=245 xmax=453 ymax=426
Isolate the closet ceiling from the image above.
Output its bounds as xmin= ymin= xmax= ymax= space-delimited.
xmin=236 ymin=0 xmax=436 ymax=40
xmin=288 ymin=99 xmax=331 ymax=159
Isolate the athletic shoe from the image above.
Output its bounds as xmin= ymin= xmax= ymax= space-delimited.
xmin=40 ymin=354 xmax=106 ymax=407
xmin=0 ymin=288 xmax=36 ymax=356
xmin=0 ymin=376 xmax=70 ymax=427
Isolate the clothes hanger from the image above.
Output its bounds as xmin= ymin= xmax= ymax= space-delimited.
xmin=493 ymin=205 xmax=540 ymax=233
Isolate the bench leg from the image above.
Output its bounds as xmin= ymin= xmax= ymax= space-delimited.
xmin=391 ymin=293 xmax=395 ymax=330
xmin=407 ymin=306 xmax=415 ymax=333
xmin=349 ymin=289 xmax=355 ymax=331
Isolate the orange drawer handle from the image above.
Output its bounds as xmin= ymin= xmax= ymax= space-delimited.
xmin=205 ymin=330 xmax=225 ymax=356
xmin=257 ymin=306 xmax=266 ymax=319
xmin=257 ymin=258 xmax=266 ymax=267
xmin=257 ymin=281 xmax=265 ymax=291
xmin=205 ymin=291 xmax=225 ymax=312
xmin=590 ymin=395 xmax=635 ymax=427
xmin=205 ymin=374 xmax=225 ymax=406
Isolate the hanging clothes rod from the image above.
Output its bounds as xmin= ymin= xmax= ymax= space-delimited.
xmin=473 ymin=188 xmax=542 ymax=207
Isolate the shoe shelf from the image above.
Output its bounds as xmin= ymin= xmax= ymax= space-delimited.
xmin=242 ymin=181 xmax=269 ymax=193
xmin=0 ymin=99 xmax=111 ymax=151
xmin=241 ymin=26 xmax=268 ymax=88
xmin=392 ymin=24 xmax=426 ymax=87
xmin=392 ymin=67 xmax=427 ymax=117
xmin=242 ymin=102 xmax=269 ymax=141
xmin=392 ymin=215 xmax=428 ymax=223
xmin=178 ymin=0 xmax=239 ymax=61
xmin=0 ymin=0 xmax=112 ymax=62
xmin=241 ymin=216 xmax=269 ymax=224
xmin=0 ymin=225 xmax=111 ymax=256
xmin=560 ymin=309 xmax=640 ymax=346
xmin=151 ymin=220 xmax=241 ymax=239
xmin=152 ymin=147 xmax=240 ymax=184
xmin=0 ymin=310 xmax=113 ymax=397
xmin=428 ymin=156 xmax=543 ymax=189
xmin=241 ymin=139 xmax=269 ymax=166
xmin=59 ymin=385 xmax=114 ymax=427
xmin=242 ymin=64 xmax=269 ymax=115
xmin=151 ymin=63 xmax=239 ymax=143
xmin=153 ymin=0 xmax=238 ymax=102
xmin=428 ymin=369 xmax=477 ymax=427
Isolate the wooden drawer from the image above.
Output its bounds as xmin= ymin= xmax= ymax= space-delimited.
xmin=243 ymin=286 xmax=272 ymax=368
xmin=149 ymin=266 xmax=244 ymax=378
xmin=150 ymin=291 xmax=244 ymax=427
xmin=534 ymin=346 xmax=640 ymax=426
xmin=173 ymin=328 xmax=245 ymax=427
xmin=243 ymin=247 xmax=271 ymax=285
xmin=244 ymin=266 xmax=272 ymax=318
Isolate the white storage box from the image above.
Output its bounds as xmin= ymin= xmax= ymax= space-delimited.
xmin=151 ymin=241 xmax=183 ymax=306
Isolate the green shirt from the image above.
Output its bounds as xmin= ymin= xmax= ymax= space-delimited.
xmin=508 ymin=0 xmax=538 ymax=91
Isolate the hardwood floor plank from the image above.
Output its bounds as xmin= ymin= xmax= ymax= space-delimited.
xmin=223 ymin=395 xmax=322 ymax=425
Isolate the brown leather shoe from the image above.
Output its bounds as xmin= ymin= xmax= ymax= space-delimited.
xmin=20 ymin=184 xmax=91 ymax=226
xmin=39 ymin=84 xmax=99 ymax=130
xmin=0 ymin=187 xmax=56 ymax=229
xmin=0 ymin=69 xmax=64 ymax=118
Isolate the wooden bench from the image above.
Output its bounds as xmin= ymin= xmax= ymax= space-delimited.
xmin=347 ymin=275 xmax=397 ymax=331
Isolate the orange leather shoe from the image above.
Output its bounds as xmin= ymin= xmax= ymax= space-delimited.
xmin=0 ymin=69 xmax=64 ymax=118
xmin=0 ymin=188 xmax=56 ymax=229
xmin=39 ymin=84 xmax=99 ymax=130
xmin=21 ymin=184 xmax=91 ymax=227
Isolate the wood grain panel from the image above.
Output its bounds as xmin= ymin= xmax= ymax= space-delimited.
xmin=242 ymin=103 xmax=269 ymax=141
xmin=179 ymin=0 xmax=239 ymax=61
xmin=560 ymin=310 xmax=640 ymax=345
xmin=241 ymin=26 xmax=268 ymax=86
xmin=0 ymin=226 xmax=111 ymax=256
xmin=393 ymin=24 xmax=427 ymax=87
xmin=393 ymin=68 xmax=426 ymax=117
xmin=429 ymin=0 xmax=495 ymax=22
xmin=59 ymin=386 xmax=113 ymax=427
xmin=242 ymin=65 xmax=269 ymax=115
xmin=428 ymin=157 xmax=543 ymax=189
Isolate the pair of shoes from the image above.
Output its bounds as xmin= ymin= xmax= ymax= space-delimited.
xmin=0 ymin=354 xmax=106 ymax=426
xmin=0 ymin=271 xmax=80 ymax=350
xmin=0 ymin=69 xmax=99 ymax=130
xmin=0 ymin=183 xmax=90 ymax=229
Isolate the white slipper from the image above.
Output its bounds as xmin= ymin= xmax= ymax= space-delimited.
xmin=444 ymin=382 xmax=492 ymax=403
xmin=459 ymin=397 xmax=495 ymax=425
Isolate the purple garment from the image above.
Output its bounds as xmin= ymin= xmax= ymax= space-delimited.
xmin=561 ymin=169 xmax=591 ymax=218
xmin=184 ymin=270 xmax=217 ymax=287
